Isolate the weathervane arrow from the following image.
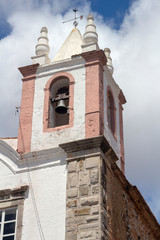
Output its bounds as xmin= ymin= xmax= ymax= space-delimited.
xmin=63 ymin=8 xmax=83 ymax=28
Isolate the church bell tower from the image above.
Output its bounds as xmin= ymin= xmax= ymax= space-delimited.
xmin=17 ymin=14 xmax=126 ymax=239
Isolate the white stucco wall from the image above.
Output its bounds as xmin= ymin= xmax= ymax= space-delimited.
xmin=103 ymin=66 xmax=121 ymax=166
xmin=0 ymin=140 xmax=67 ymax=240
xmin=31 ymin=57 xmax=86 ymax=152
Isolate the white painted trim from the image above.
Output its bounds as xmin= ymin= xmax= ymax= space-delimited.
xmin=36 ymin=56 xmax=85 ymax=77
xmin=0 ymin=139 xmax=66 ymax=174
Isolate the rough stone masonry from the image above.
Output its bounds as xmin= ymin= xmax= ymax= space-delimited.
xmin=60 ymin=136 xmax=160 ymax=240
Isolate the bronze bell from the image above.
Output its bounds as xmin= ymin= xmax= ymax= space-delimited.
xmin=55 ymin=99 xmax=67 ymax=114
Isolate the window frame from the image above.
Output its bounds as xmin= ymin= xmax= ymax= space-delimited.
xmin=0 ymin=186 xmax=28 ymax=240
xmin=0 ymin=207 xmax=18 ymax=240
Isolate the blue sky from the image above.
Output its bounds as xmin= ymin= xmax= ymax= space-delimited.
xmin=0 ymin=0 xmax=134 ymax=39
xmin=0 ymin=18 xmax=11 ymax=39
xmin=91 ymin=0 xmax=134 ymax=28
xmin=0 ymin=0 xmax=160 ymax=223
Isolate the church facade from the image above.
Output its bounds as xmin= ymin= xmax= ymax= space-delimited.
xmin=0 ymin=14 xmax=159 ymax=240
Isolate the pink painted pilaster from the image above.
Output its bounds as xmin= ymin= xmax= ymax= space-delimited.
xmin=82 ymin=50 xmax=107 ymax=138
xmin=118 ymin=90 xmax=126 ymax=174
xmin=17 ymin=64 xmax=39 ymax=153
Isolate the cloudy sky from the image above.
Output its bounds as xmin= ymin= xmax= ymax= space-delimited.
xmin=0 ymin=0 xmax=160 ymax=222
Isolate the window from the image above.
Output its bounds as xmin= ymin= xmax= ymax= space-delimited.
xmin=0 ymin=208 xmax=17 ymax=240
xmin=107 ymin=89 xmax=116 ymax=136
xmin=0 ymin=185 xmax=28 ymax=240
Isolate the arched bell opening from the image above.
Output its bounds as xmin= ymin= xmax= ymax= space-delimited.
xmin=107 ymin=89 xmax=116 ymax=136
xmin=49 ymin=78 xmax=69 ymax=128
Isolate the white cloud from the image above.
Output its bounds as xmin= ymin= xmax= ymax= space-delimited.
xmin=114 ymin=0 xmax=160 ymax=221
xmin=0 ymin=0 xmax=160 ymax=221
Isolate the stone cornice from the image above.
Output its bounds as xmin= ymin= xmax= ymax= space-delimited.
xmin=81 ymin=49 xmax=107 ymax=67
xmin=18 ymin=63 xmax=39 ymax=78
xmin=20 ymin=147 xmax=65 ymax=162
xmin=60 ymin=136 xmax=118 ymax=162
xmin=119 ymin=89 xmax=126 ymax=105
xmin=0 ymin=185 xmax=28 ymax=197
xmin=0 ymin=185 xmax=28 ymax=203
xmin=112 ymin=163 xmax=160 ymax=239
xmin=0 ymin=139 xmax=19 ymax=161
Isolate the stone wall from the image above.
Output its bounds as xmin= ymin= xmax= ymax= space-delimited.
xmin=60 ymin=136 xmax=117 ymax=240
xmin=66 ymin=155 xmax=102 ymax=240
xmin=107 ymin=163 xmax=160 ymax=240
xmin=60 ymin=136 xmax=160 ymax=240
xmin=65 ymin=155 xmax=111 ymax=240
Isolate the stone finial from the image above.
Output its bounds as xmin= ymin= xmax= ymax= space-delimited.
xmin=82 ymin=14 xmax=99 ymax=52
xmin=83 ymin=14 xmax=98 ymax=43
xmin=31 ymin=27 xmax=50 ymax=65
xmin=35 ymin=27 xmax=50 ymax=55
xmin=104 ymin=48 xmax=114 ymax=75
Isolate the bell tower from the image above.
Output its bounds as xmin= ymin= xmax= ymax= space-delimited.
xmin=16 ymin=13 xmax=127 ymax=240
xmin=0 ymin=10 xmax=158 ymax=240
xmin=17 ymin=14 xmax=126 ymax=171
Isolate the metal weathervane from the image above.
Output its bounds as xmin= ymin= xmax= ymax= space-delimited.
xmin=63 ymin=8 xmax=83 ymax=28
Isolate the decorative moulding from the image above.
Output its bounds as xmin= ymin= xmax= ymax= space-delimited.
xmin=18 ymin=63 xmax=39 ymax=78
xmin=118 ymin=89 xmax=127 ymax=105
xmin=60 ymin=135 xmax=118 ymax=162
xmin=81 ymin=49 xmax=107 ymax=67
xmin=0 ymin=185 xmax=28 ymax=201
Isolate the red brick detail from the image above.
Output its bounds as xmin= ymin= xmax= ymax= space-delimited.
xmin=81 ymin=50 xmax=107 ymax=66
xmin=43 ymin=72 xmax=75 ymax=132
xmin=18 ymin=64 xmax=39 ymax=77
xmin=82 ymin=50 xmax=107 ymax=138
xmin=17 ymin=64 xmax=39 ymax=154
